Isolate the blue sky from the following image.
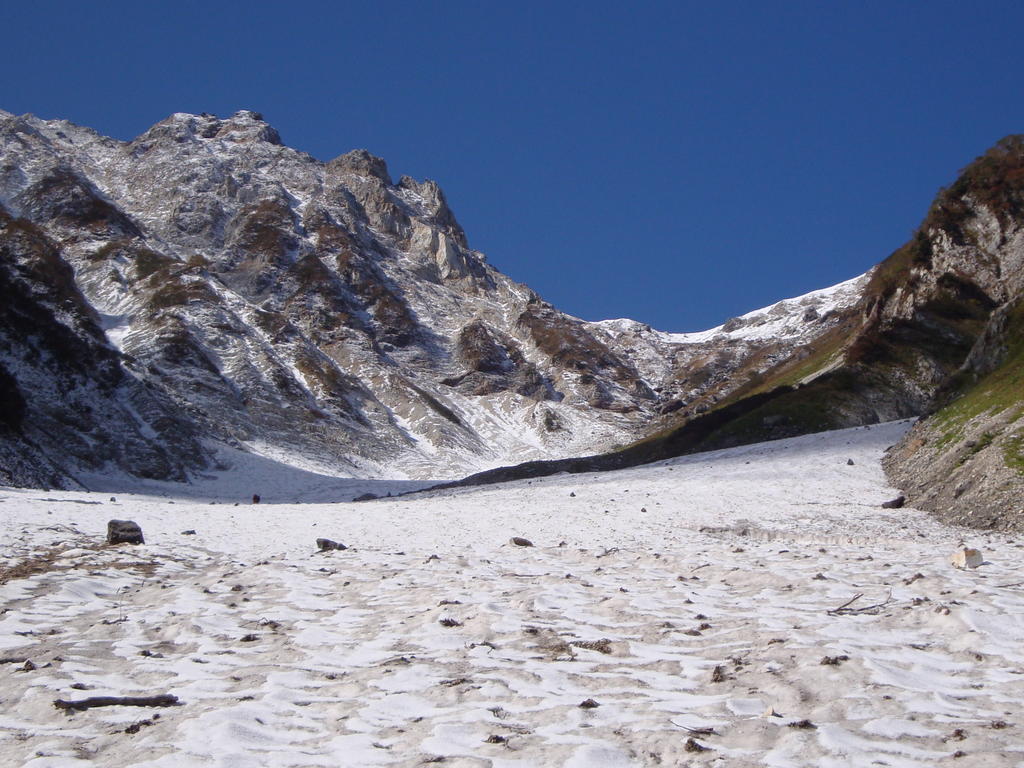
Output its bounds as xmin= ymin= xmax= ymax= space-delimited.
xmin=4 ymin=1 xmax=1024 ymax=332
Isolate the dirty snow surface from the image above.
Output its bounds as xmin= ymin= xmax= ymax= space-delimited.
xmin=2 ymin=421 xmax=1023 ymax=767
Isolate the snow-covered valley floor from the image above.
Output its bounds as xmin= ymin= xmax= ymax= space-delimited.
xmin=1 ymin=421 xmax=1023 ymax=767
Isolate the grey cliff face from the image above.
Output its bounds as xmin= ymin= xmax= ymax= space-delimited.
xmin=0 ymin=110 xmax=856 ymax=485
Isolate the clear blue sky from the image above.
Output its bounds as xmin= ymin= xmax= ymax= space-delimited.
xmin=4 ymin=1 xmax=1024 ymax=332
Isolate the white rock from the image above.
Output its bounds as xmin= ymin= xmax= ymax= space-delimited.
xmin=950 ymin=547 xmax=984 ymax=569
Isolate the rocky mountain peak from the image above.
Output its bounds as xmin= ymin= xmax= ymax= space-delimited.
xmin=328 ymin=148 xmax=392 ymax=183
xmin=214 ymin=109 xmax=283 ymax=145
xmin=131 ymin=110 xmax=283 ymax=149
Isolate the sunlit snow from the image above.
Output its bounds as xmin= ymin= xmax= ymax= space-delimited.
xmin=2 ymin=421 xmax=1021 ymax=766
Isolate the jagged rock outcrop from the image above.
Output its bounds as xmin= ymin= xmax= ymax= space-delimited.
xmin=0 ymin=109 xmax=860 ymax=485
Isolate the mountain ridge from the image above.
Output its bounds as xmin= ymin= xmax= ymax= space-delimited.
xmin=0 ymin=109 xmax=854 ymax=487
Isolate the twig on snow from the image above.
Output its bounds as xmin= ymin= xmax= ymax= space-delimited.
xmin=54 ymin=694 xmax=181 ymax=712
xmin=827 ymin=590 xmax=893 ymax=616
xmin=828 ymin=593 xmax=863 ymax=613
xmin=669 ymin=721 xmax=718 ymax=736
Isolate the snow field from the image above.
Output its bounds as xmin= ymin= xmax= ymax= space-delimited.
xmin=1 ymin=421 xmax=1023 ymax=766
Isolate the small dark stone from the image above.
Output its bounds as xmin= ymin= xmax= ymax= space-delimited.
xmin=317 ymin=538 xmax=347 ymax=551
xmin=109 ymin=497 xmax=117 ymax=502
xmin=484 ymin=734 xmax=508 ymax=743
xmin=788 ymin=719 xmax=817 ymax=729
xmin=572 ymin=639 xmax=613 ymax=654
xmin=510 ymin=537 xmax=534 ymax=547
xmin=107 ymin=519 xmax=144 ymax=545
xmin=20 ymin=660 xmax=37 ymax=672
xmin=240 ymin=634 xmax=258 ymax=642
xmin=846 ymin=459 xmax=855 ymax=466
xmin=820 ymin=655 xmax=850 ymax=666
xmin=710 ymin=665 xmax=726 ymax=682
xmin=125 ymin=715 xmax=158 ymax=734
xmin=181 ymin=529 xmax=197 ymax=536
xmin=569 ymin=492 xmax=576 ymax=497
xmin=578 ymin=698 xmax=600 ymax=709
xmin=881 ymin=495 xmax=906 ymax=509
xmin=439 ymin=617 xmax=462 ymax=627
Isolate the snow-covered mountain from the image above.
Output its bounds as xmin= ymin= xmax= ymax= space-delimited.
xmin=0 ymin=109 xmax=858 ymax=486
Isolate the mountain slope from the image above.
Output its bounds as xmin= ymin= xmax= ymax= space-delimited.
xmin=878 ymin=139 xmax=1024 ymax=529
xmin=0 ymin=109 xmax=853 ymax=486
xmin=439 ymin=136 xmax=1024 ymax=531
xmin=643 ymin=137 xmax=1024 ymax=456
xmin=0 ymin=207 xmax=206 ymax=487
